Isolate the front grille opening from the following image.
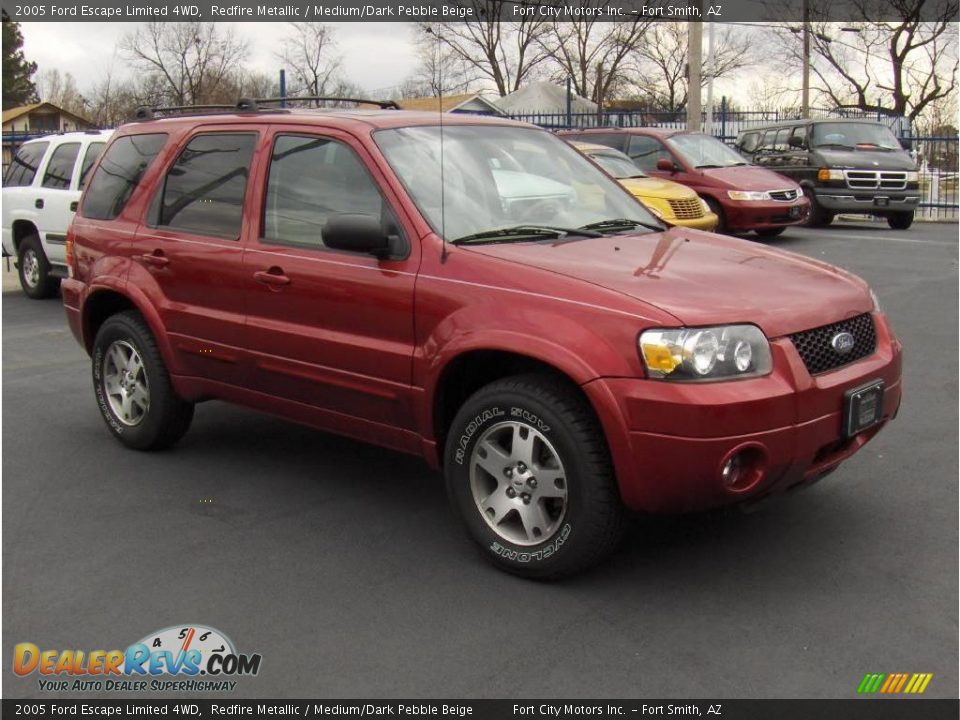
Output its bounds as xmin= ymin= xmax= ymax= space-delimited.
xmin=789 ymin=313 xmax=877 ymax=375
xmin=667 ymin=198 xmax=704 ymax=219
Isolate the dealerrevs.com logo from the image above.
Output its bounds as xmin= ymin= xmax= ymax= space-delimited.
xmin=13 ymin=625 xmax=261 ymax=692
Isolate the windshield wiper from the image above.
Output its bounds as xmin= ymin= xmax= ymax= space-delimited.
xmin=695 ymin=163 xmax=724 ymax=169
xmin=579 ymin=218 xmax=664 ymax=234
xmin=814 ymin=142 xmax=855 ymax=150
xmin=451 ymin=225 xmax=603 ymax=245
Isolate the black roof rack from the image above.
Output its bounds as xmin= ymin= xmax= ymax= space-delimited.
xmin=243 ymin=96 xmax=400 ymax=110
xmin=131 ymin=96 xmax=399 ymax=121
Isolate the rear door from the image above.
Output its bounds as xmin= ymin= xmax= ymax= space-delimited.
xmin=36 ymin=140 xmax=82 ymax=262
xmin=242 ymin=125 xmax=420 ymax=446
xmin=129 ymin=128 xmax=262 ymax=386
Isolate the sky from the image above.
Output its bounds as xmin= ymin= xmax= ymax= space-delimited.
xmin=20 ymin=22 xmax=420 ymax=98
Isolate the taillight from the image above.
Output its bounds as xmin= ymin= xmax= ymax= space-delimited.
xmin=65 ymin=232 xmax=74 ymax=278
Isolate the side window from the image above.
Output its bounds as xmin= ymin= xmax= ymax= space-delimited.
xmin=790 ymin=126 xmax=807 ymax=148
xmin=263 ymin=135 xmax=384 ymax=250
xmin=41 ymin=142 xmax=81 ymax=190
xmin=155 ymin=133 xmax=256 ymax=239
xmin=4 ymin=142 xmax=49 ymax=187
xmin=739 ymin=132 xmax=760 ymax=154
xmin=757 ymin=129 xmax=777 ymax=154
xmin=774 ymin=128 xmax=791 ymax=152
xmin=580 ymin=133 xmax=627 ymax=152
xmin=78 ymin=142 xmax=106 ymax=189
xmin=627 ymin=136 xmax=670 ymax=171
xmin=82 ymin=134 xmax=168 ymax=221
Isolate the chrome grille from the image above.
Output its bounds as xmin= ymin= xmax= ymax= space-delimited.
xmin=769 ymin=188 xmax=799 ymax=202
xmin=789 ymin=313 xmax=876 ymax=375
xmin=667 ymin=198 xmax=705 ymax=219
xmin=843 ymin=170 xmax=908 ymax=190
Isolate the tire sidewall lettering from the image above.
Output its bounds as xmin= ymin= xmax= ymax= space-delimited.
xmin=93 ymin=344 xmax=124 ymax=435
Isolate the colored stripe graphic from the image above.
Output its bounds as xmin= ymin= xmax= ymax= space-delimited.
xmin=857 ymin=673 xmax=932 ymax=694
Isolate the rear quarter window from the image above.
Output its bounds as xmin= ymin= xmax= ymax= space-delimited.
xmin=4 ymin=142 xmax=49 ymax=187
xmin=81 ymin=134 xmax=168 ymax=221
xmin=41 ymin=142 xmax=81 ymax=190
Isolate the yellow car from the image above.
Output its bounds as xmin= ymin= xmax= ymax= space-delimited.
xmin=572 ymin=142 xmax=719 ymax=231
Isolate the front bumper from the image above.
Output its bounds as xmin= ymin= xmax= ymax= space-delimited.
xmin=583 ymin=312 xmax=902 ymax=513
xmin=723 ymin=197 xmax=810 ymax=231
xmin=671 ymin=212 xmax=719 ymax=232
xmin=814 ymin=186 xmax=920 ymax=214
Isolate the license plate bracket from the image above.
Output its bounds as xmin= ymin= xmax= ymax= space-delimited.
xmin=874 ymin=196 xmax=890 ymax=207
xmin=843 ymin=380 xmax=885 ymax=437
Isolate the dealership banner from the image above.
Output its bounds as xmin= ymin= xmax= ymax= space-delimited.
xmin=2 ymin=0 xmax=957 ymax=22
xmin=2 ymin=699 xmax=960 ymax=719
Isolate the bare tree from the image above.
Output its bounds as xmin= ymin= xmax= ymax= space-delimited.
xmin=747 ymin=74 xmax=802 ymax=115
xmin=405 ymin=26 xmax=480 ymax=97
xmin=538 ymin=11 xmax=651 ymax=108
xmin=768 ymin=0 xmax=958 ymax=122
xmin=276 ymin=22 xmax=344 ymax=97
xmin=85 ymin=64 xmax=141 ymax=127
xmin=632 ymin=22 xmax=756 ymax=112
xmin=420 ymin=5 xmax=552 ymax=97
xmin=120 ymin=22 xmax=249 ymax=106
xmin=36 ymin=68 xmax=86 ymax=116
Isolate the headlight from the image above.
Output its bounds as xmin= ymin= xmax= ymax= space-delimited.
xmin=700 ymin=197 xmax=712 ymax=213
xmin=639 ymin=325 xmax=773 ymax=381
xmin=817 ymin=168 xmax=845 ymax=182
xmin=905 ymin=171 xmax=919 ymax=182
xmin=870 ymin=288 xmax=882 ymax=312
xmin=727 ymin=190 xmax=770 ymax=201
xmin=646 ymin=205 xmax=666 ymax=219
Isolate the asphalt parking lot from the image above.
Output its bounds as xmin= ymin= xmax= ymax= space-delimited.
xmin=2 ymin=220 xmax=957 ymax=700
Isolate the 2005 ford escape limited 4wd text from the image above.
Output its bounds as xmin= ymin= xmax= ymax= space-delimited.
xmin=63 ymin=99 xmax=902 ymax=578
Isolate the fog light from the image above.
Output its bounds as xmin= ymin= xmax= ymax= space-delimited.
xmin=719 ymin=445 xmax=766 ymax=493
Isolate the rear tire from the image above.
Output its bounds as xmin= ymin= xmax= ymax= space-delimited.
xmin=887 ymin=211 xmax=914 ymax=230
xmin=444 ymin=374 xmax=624 ymax=579
xmin=803 ymin=188 xmax=834 ymax=227
xmin=755 ymin=227 xmax=786 ymax=238
xmin=92 ymin=310 xmax=194 ymax=450
xmin=17 ymin=235 xmax=59 ymax=299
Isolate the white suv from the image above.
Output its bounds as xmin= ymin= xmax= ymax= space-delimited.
xmin=2 ymin=130 xmax=113 ymax=298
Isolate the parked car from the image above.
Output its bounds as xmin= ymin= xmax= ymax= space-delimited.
xmin=63 ymin=102 xmax=901 ymax=578
xmin=570 ymin=142 xmax=718 ymax=231
xmin=2 ymin=130 xmax=113 ymax=297
xmin=734 ymin=119 xmax=920 ymax=229
xmin=560 ymin=127 xmax=809 ymax=237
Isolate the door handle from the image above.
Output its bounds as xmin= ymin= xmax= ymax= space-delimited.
xmin=134 ymin=251 xmax=169 ymax=269
xmin=69 ymin=201 xmax=78 ymax=212
xmin=35 ymin=199 xmax=44 ymax=209
xmin=254 ymin=268 xmax=291 ymax=288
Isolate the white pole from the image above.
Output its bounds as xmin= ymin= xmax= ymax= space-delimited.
xmin=688 ymin=20 xmax=703 ymax=131
xmin=705 ymin=22 xmax=716 ymax=135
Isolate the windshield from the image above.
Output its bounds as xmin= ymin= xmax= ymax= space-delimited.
xmin=811 ymin=122 xmax=901 ymax=150
xmin=666 ymin=134 xmax=749 ymax=168
xmin=589 ymin=151 xmax=646 ymax=179
xmin=374 ymin=125 xmax=659 ymax=242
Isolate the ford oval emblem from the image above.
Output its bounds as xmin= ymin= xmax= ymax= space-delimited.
xmin=832 ymin=331 xmax=855 ymax=355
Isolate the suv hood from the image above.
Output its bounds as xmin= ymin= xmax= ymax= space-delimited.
xmin=466 ymin=228 xmax=871 ymax=338
xmin=815 ymin=147 xmax=916 ymax=170
xmin=699 ymin=165 xmax=799 ymax=191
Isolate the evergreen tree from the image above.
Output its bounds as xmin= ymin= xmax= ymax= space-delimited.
xmin=2 ymin=12 xmax=38 ymax=109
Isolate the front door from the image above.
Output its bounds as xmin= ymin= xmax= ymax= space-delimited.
xmin=242 ymin=127 xmax=420 ymax=446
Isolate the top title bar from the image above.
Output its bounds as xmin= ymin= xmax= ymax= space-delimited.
xmin=2 ymin=0 xmax=958 ymax=22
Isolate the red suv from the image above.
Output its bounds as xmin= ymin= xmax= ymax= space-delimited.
xmin=561 ymin=128 xmax=810 ymax=236
xmin=63 ymin=101 xmax=901 ymax=578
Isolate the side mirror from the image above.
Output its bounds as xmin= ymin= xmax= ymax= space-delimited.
xmin=323 ymin=214 xmax=404 ymax=260
xmin=787 ymin=135 xmax=804 ymax=148
xmin=656 ymin=158 xmax=677 ymax=173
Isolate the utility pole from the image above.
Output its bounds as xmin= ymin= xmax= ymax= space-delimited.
xmin=705 ymin=21 xmax=716 ymax=135
xmin=688 ymin=15 xmax=702 ymax=131
xmin=801 ymin=0 xmax=810 ymax=118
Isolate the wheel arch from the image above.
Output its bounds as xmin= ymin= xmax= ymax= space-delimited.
xmin=11 ymin=219 xmax=39 ymax=253
xmin=81 ymin=285 xmax=179 ymax=377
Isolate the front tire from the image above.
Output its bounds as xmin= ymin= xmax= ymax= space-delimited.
xmin=887 ymin=211 xmax=914 ymax=230
xmin=755 ymin=226 xmax=786 ymax=238
xmin=17 ymin=235 xmax=59 ymax=299
xmin=444 ymin=374 xmax=624 ymax=579
xmin=803 ymin=188 xmax=834 ymax=227
xmin=92 ymin=310 xmax=194 ymax=450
